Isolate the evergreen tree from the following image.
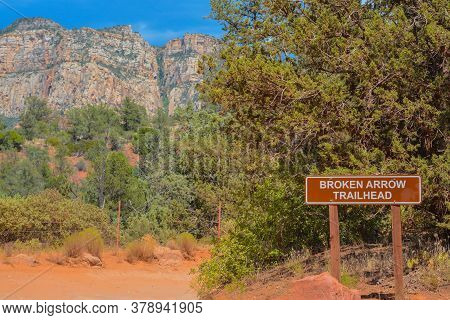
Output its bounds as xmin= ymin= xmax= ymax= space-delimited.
xmin=19 ymin=97 xmax=54 ymax=140
xmin=197 ymin=0 xmax=449 ymax=291
xmin=120 ymin=97 xmax=148 ymax=132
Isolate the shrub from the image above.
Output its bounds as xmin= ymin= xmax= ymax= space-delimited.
xmin=0 ymin=190 xmax=113 ymax=245
xmin=340 ymin=271 xmax=359 ymax=289
xmin=419 ymin=251 xmax=450 ymax=291
xmin=167 ymin=239 xmax=178 ymax=250
xmin=63 ymin=234 xmax=85 ymax=258
xmin=285 ymin=255 xmax=304 ymax=276
xmin=197 ymin=236 xmax=254 ymax=296
xmin=19 ymin=96 xmax=57 ymax=140
xmin=13 ymin=239 xmax=42 ymax=254
xmin=198 ymin=236 xmax=214 ymax=246
xmin=0 ymin=130 xmax=24 ymax=151
xmin=63 ymin=228 xmax=104 ymax=258
xmin=124 ymin=215 xmax=152 ymax=243
xmin=81 ymin=228 xmax=104 ymax=257
xmin=0 ymin=157 xmax=46 ymax=197
xmin=174 ymin=233 xmax=197 ymax=257
xmin=45 ymin=136 xmax=60 ymax=147
xmin=126 ymin=235 xmax=157 ymax=263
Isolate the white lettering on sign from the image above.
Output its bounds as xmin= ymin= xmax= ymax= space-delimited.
xmin=319 ymin=179 xmax=407 ymax=201
xmin=320 ymin=179 xmax=406 ymax=190
xmin=332 ymin=191 xmax=393 ymax=200
xmin=306 ymin=176 xmax=421 ymax=205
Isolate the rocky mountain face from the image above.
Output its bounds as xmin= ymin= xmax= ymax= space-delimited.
xmin=158 ymin=34 xmax=218 ymax=114
xmin=0 ymin=18 xmax=218 ymax=117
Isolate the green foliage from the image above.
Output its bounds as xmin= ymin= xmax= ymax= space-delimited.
xmin=419 ymin=251 xmax=450 ymax=291
xmin=25 ymin=146 xmax=51 ymax=180
xmin=125 ymin=235 xmax=157 ymax=263
xmin=129 ymin=106 xmax=213 ymax=241
xmin=0 ymin=130 xmax=24 ymax=151
xmin=340 ymin=271 xmax=359 ymax=289
xmin=104 ymin=152 xmax=134 ymax=203
xmin=19 ymin=97 xmax=57 ymax=140
xmin=66 ymin=105 xmax=120 ymax=142
xmin=196 ymin=0 xmax=450 ymax=292
xmin=120 ymin=97 xmax=148 ymax=132
xmin=197 ymin=236 xmax=255 ymax=295
xmin=0 ymin=190 xmax=113 ymax=244
xmin=437 ymin=215 xmax=450 ymax=231
xmin=174 ymin=232 xmax=197 ymax=257
xmin=0 ymin=116 xmax=6 ymax=130
xmin=0 ymin=155 xmax=47 ymax=197
xmin=144 ymin=172 xmax=196 ymax=239
xmin=83 ymin=149 xmax=143 ymax=216
xmin=0 ymin=116 xmax=19 ymax=129
xmin=0 ymin=146 xmax=74 ymax=197
xmin=12 ymin=238 xmax=42 ymax=254
xmin=132 ymin=107 xmax=171 ymax=173
xmin=124 ymin=215 xmax=153 ymax=243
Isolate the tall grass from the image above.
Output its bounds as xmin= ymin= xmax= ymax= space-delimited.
xmin=63 ymin=228 xmax=104 ymax=258
xmin=167 ymin=233 xmax=197 ymax=258
xmin=126 ymin=235 xmax=157 ymax=263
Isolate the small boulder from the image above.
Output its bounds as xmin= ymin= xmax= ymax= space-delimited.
xmin=81 ymin=253 xmax=103 ymax=267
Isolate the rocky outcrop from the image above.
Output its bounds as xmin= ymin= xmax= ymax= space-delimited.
xmin=158 ymin=34 xmax=219 ymax=114
xmin=0 ymin=18 xmax=219 ymax=116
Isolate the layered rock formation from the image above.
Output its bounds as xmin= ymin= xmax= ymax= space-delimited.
xmin=158 ymin=34 xmax=218 ymax=114
xmin=0 ymin=18 xmax=218 ymax=116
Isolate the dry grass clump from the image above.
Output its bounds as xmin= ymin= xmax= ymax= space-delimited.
xmin=305 ymin=242 xmax=449 ymax=292
xmin=285 ymin=256 xmax=305 ymax=277
xmin=168 ymin=233 xmax=197 ymax=258
xmin=417 ymin=250 xmax=449 ymax=291
xmin=167 ymin=239 xmax=178 ymax=250
xmin=63 ymin=228 xmax=104 ymax=258
xmin=126 ymin=235 xmax=157 ymax=263
xmin=2 ymin=242 xmax=14 ymax=258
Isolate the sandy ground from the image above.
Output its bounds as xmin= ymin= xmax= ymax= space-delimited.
xmin=0 ymin=250 xmax=208 ymax=300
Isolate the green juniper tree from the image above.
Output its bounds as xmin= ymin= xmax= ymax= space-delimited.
xmin=19 ymin=97 xmax=55 ymax=140
xmin=120 ymin=97 xmax=149 ymax=132
xmin=197 ymin=0 xmax=449 ymax=291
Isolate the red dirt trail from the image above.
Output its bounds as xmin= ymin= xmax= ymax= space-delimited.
xmin=1 ymin=249 xmax=447 ymax=300
xmin=0 ymin=250 xmax=209 ymax=300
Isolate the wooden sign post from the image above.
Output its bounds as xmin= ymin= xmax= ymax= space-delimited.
xmin=391 ymin=205 xmax=404 ymax=299
xmin=305 ymin=175 xmax=421 ymax=300
xmin=329 ymin=205 xmax=340 ymax=281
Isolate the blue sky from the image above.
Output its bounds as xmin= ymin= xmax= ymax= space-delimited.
xmin=0 ymin=0 xmax=223 ymax=45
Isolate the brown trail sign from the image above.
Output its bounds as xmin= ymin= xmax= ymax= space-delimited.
xmin=305 ymin=175 xmax=422 ymax=299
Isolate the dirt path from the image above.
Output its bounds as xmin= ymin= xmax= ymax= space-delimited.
xmin=0 ymin=250 xmax=208 ymax=300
